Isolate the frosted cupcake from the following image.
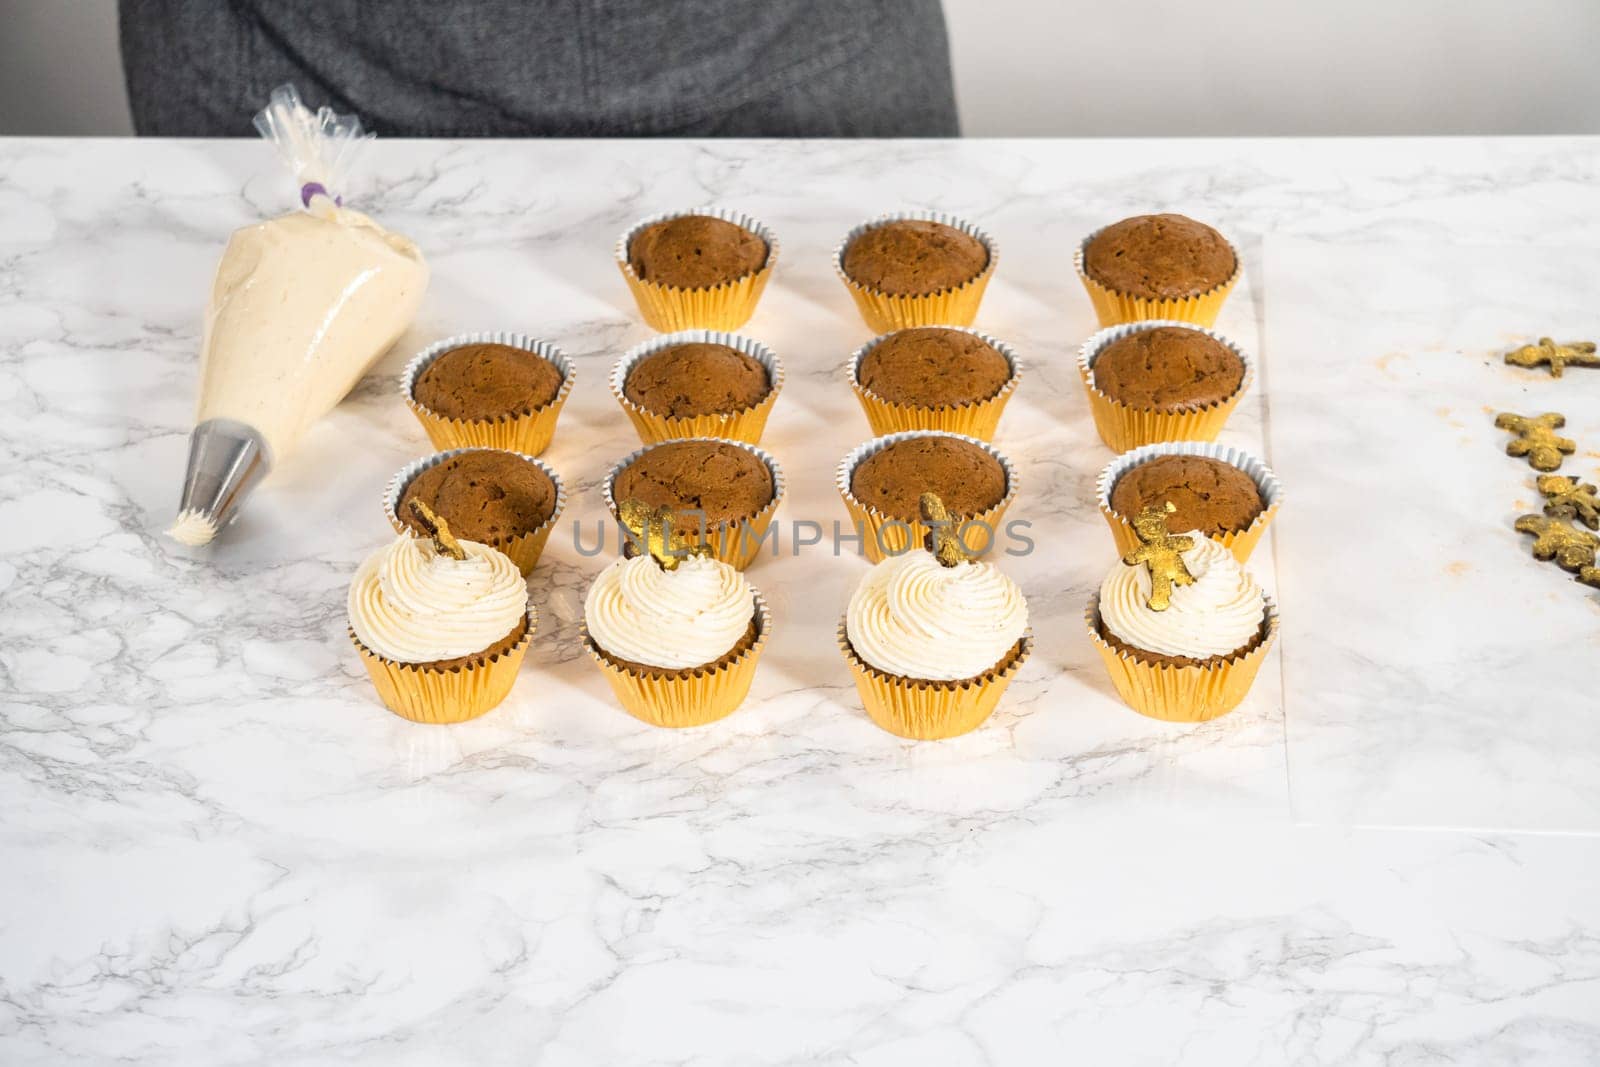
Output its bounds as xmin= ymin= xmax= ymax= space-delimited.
xmin=839 ymin=493 xmax=1031 ymax=740
xmin=582 ymin=500 xmax=770 ymax=728
xmin=348 ymin=501 xmax=534 ymax=724
xmin=1086 ymin=503 xmax=1277 ymax=722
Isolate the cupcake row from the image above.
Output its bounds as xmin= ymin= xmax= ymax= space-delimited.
xmin=349 ymin=473 xmax=1277 ymax=736
xmin=351 ymin=421 xmax=1282 ymax=729
xmin=616 ymin=208 xmax=1239 ymax=335
xmin=374 ymin=428 xmax=1281 ymax=578
xmin=1071 ymin=227 xmax=1282 ymax=724
xmin=401 ymin=318 xmax=1256 ymax=461
xmin=401 ymin=322 xmax=1030 ymax=459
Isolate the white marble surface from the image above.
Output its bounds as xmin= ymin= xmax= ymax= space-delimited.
xmin=1 ymin=137 xmax=1598 ymax=1063
xmin=1267 ymin=238 xmax=1600 ymax=833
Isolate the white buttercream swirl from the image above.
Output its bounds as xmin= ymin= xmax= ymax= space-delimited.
xmin=584 ymin=554 xmax=756 ymax=670
xmin=846 ymin=549 xmax=1028 ymax=681
xmin=1099 ymin=532 xmax=1264 ymax=659
xmin=348 ymin=533 xmax=529 ymax=664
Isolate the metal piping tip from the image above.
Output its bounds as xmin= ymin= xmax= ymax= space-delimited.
xmin=168 ymin=419 xmax=271 ymax=546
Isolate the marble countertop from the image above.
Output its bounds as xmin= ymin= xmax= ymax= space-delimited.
xmin=2 ymin=136 xmax=1599 ymax=1064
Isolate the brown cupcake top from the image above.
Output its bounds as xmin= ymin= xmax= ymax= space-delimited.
xmin=1083 ymin=214 xmax=1236 ymax=300
xmin=623 ymin=342 xmax=771 ymax=418
xmin=595 ymin=621 xmax=760 ymax=678
xmin=857 ymin=328 xmax=1013 ymax=408
xmin=612 ymin=440 xmax=775 ymax=526
xmin=415 ymin=615 xmax=531 ymax=672
xmin=849 ymin=436 xmax=1007 ymax=522
xmin=399 ymin=450 xmax=559 ymax=545
xmin=1092 ymin=326 xmax=1245 ymax=411
xmin=1097 ymin=618 xmax=1267 ymax=669
xmin=627 ymin=215 xmax=768 ymax=290
xmin=1109 ymin=454 xmax=1264 ymax=537
xmin=413 ymin=343 xmax=564 ymax=421
xmin=842 ymin=219 xmax=988 ymax=297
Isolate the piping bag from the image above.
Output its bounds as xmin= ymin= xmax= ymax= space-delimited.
xmin=168 ymin=86 xmax=428 ymax=546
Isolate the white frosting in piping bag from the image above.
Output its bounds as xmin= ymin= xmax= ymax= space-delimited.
xmin=197 ymin=204 xmax=427 ymax=460
xmin=846 ymin=549 xmax=1027 ymax=681
xmin=348 ymin=533 xmax=529 ymax=664
xmin=1099 ymin=533 xmax=1264 ymax=659
xmin=584 ymin=554 xmax=756 ymax=670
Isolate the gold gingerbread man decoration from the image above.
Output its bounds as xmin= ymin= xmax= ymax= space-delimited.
xmin=1505 ymin=337 xmax=1600 ymax=378
xmin=1537 ymin=473 xmax=1600 ymax=530
xmin=1513 ymin=513 xmax=1599 ymax=572
xmin=618 ymin=498 xmax=710 ymax=570
xmin=1495 ymin=412 xmax=1575 ymax=472
xmin=919 ymin=492 xmax=973 ymax=568
xmin=1578 ymin=565 xmax=1600 ymax=591
xmin=408 ymin=499 xmax=467 ymax=561
xmin=1123 ymin=502 xmax=1196 ymax=611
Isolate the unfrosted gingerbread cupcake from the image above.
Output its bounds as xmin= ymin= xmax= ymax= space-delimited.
xmin=617 ymin=209 xmax=778 ymax=331
xmin=835 ymin=213 xmax=997 ymax=331
xmin=402 ymin=332 xmax=574 ymax=456
xmin=848 ymin=326 xmax=1020 ymax=441
xmin=1078 ymin=321 xmax=1252 ymax=450
xmin=1075 ymin=214 xmax=1239 ymax=327
xmin=385 ymin=448 xmax=565 ymax=575
xmin=1096 ymin=442 xmax=1283 ymax=563
xmin=610 ymin=331 xmax=782 ymax=445
xmin=837 ymin=430 xmax=1016 ymax=562
xmin=605 ymin=437 xmax=783 ymax=569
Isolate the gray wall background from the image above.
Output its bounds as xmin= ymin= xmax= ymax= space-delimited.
xmin=3 ymin=0 xmax=1598 ymax=136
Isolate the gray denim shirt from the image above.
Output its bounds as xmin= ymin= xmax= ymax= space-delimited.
xmin=119 ymin=0 xmax=957 ymax=137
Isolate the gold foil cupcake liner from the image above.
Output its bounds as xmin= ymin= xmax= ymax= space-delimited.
xmin=610 ymin=330 xmax=784 ymax=446
xmin=1073 ymin=226 xmax=1240 ymax=328
xmin=384 ymin=447 xmax=566 ymax=576
xmin=846 ymin=326 xmax=1021 ymax=442
xmin=1095 ymin=441 xmax=1282 ymax=564
xmin=616 ymin=208 xmax=779 ymax=332
xmin=603 ymin=437 xmax=784 ymax=571
xmin=402 ymin=331 xmax=575 ymax=457
xmin=583 ymin=592 xmax=772 ymax=728
xmin=836 ymin=430 xmax=1018 ymax=564
xmin=1085 ymin=593 xmax=1277 ymax=723
xmin=1078 ymin=320 xmax=1253 ymax=451
xmin=837 ymin=621 xmax=1032 ymax=740
xmin=351 ymin=609 xmax=536 ymax=725
xmin=833 ymin=212 xmax=998 ymax=332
